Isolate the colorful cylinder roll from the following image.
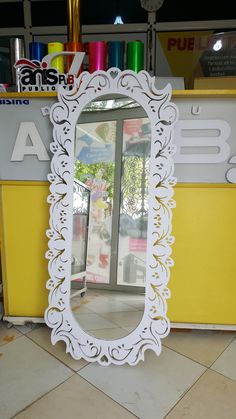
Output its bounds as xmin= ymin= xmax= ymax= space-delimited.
xmin=108 ymin=41 xmax=124 ymax=70
xmin=10 ymin=37 xmax=25 ymax=91
xmin=29 ymin=42 xmax=46 ymax=61
xmin=67 ymin=0 xmax=81 ymax=43
xmin=65 ymin=41 xmax=83 ymax=75
xmin=47 ymin=42 xmax=64 ymax=73
xmin=88 ymin=42 xmax=107 ymax=73
xmin=126 ymin=41 xmax=144 ymax=73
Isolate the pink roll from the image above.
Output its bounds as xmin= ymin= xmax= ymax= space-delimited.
xmin=88 ymin=41 xmax=107 ymax=73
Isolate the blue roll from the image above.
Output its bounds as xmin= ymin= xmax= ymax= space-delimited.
xmin=108 ymin=41 xmax=124 ymax=70
xmin=29 ymin=42 xmax=46 ymax=61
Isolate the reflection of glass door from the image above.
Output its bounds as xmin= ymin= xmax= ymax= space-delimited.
xmin=75 ymin=120 xmax=116 ymax=285
xmin=71 ymin=180 xmax=90 ymax=279
xmin=117 ymin=118 xmax=150 ymax=287
xmin=74 ymin=101 xmax=149 ymax=292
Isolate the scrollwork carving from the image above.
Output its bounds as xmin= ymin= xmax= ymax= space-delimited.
xmin=45 ymin=68 xmax=178 ymax=366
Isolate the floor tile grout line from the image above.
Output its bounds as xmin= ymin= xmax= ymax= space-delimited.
xmin=163 ymin=331 xmax=236 ymax=369
xmin=163 ymin=367 xmax=210 ymax=418
xmin=73 ymin=310 xmax=143 ymax=332
xmin=75 ymin=297 xmax=144 ymax=310
xmin=25 ymin=323 xmax=211 ymax=375
xmin=162 ymin=344 xmax=211 ymax=368
xmin=11 ymin=373 xmax=77 ymax=419
xmin=84 ymin=309 xmax=143 ymax=330
xmin=163 ymin=362 xmax=236 ymax=419
xmin=73 ymin=295 xmax=144 ymax=305
xmin=207 ymin=366 xmax=236 ymax=383
xmin=25 ymin=333 xmax=87 ymax=374
xmin=4 ymin=328 xmax=234 ymax=418
xmin=75 ymin=360 xmax=91 ymax=374
xmin=3 ymin=313 xmax=235 ymax=418
xmin=76 ymin=343 xmax=208 ymax=419
xmin=76 ymin=372 xmax=139 ymax=419
xmin=208 ymin=334 xmax=236 ymax=369
xmin=74 ymin=307 xmax=142 ymax=315
xmin=11 ymin=334 xmax=138 ymax=418
xmin=9 ymin=332 xmax=138 ymax=417
xmin=72 ymin=293 xmax=143 ymax=304
xmin=76 ymin=308 xmax=143 ymax=318
xmin=73 ymin=318 xmax=133 ymax=333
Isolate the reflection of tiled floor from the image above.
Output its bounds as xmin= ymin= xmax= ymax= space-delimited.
xmin=0 ymin=289 xmax=236 ymax=419
xmin=71 ymin=289 xmax=145 ymax=339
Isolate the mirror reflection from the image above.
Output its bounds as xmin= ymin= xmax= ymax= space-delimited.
xmin=70 ymin=95 xmax=151 ymax=340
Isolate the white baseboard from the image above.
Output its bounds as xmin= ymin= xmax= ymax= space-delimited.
xmin=3 ymin=316 xmax=44 ymax=326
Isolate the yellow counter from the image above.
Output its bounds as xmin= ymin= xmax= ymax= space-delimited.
xmin=0 ymin=181 xmax=49 ymax=317
xmin=1 ymin=91 xmax=236 ymax=328
xmin=1 ymin=181 xmax=236 ymax=325
xmin=169 ymin=184 xmax=236 ymax=326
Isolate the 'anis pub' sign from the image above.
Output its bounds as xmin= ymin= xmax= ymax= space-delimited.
xmin=15 ymin=51 xmax=85 ymax=92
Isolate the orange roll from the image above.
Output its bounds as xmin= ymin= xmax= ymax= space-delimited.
xmin=65 ymin=41 xmax=84 ymax=75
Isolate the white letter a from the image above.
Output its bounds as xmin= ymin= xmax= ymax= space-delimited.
xmin=11 ymin=122 xmax=50 ymax=161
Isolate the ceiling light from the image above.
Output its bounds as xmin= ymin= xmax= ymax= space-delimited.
xmin=114 ymin=16 xmax=124 ymax=24
xmin=213 ymin=40 xmax=222 ymax=51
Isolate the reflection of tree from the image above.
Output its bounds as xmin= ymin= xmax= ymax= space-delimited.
xmin=74 ymin=153 xmax=149 ymax=220
xmin=74 ymin=161 xmax=114 ymax=201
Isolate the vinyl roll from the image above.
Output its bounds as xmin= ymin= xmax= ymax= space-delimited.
xmin=47 ymin=42 xmax=64 ymax=73
xmin=65 ymin=41 xmax=83 ymax=75
xmin=126 ymin=41 xmax=144 ymax=73
xmin=67 ymin=0 xmax=81 ymax=43
xmin=29 ymin=42 xmax=46 ymax=61
xmin=10 ymin=37 xmax=25 ymax=91
xmin=108 ymin=41 xmax=124 ymax=70
xmin=88 ymin=42 xmax=107 ymax=73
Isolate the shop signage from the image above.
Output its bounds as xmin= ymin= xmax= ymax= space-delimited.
xmin=175 ymin=119 xmax=231 ymax=164
xmin=0 ymin=96 xmax=54 ymax=181
xmin=0 ymin=99 xmax=29 ymax=105
xmin=157 ymin=31 xmax=236 ymax=87
xmin=0 ymin=95 xmax=236 ymax=183
xmin=15 ymin=51 xmax=85 ymax=92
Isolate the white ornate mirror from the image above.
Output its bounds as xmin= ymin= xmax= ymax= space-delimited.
xmin=45 ymin=69 xmax=178 ymax=366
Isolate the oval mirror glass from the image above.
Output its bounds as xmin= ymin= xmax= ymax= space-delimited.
xmin=70 ymin=95 xmax=149 ymax=340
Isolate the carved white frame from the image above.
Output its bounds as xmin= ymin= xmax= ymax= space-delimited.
xmin=45 ymin=68 xmax=178 ymax=366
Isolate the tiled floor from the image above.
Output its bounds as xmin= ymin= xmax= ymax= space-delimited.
xmin=1 ymin=289 xmax=236 ymax=419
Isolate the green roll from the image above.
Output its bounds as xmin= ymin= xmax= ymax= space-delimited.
xmin=126 ymin=41 xmax=144 ymax=73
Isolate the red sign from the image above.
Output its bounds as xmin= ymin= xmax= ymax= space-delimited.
xmin=129 ymin=238 xmax=147 ymax=252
